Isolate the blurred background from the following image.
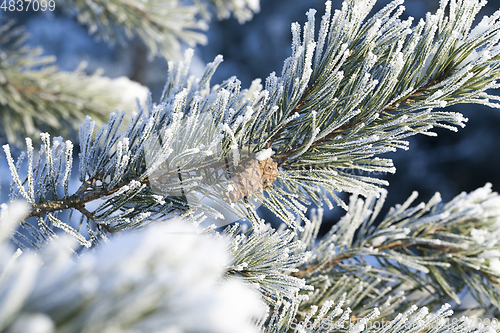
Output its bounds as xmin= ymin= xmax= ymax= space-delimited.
xmin=1 ymin=0 xmax=499 ymax=229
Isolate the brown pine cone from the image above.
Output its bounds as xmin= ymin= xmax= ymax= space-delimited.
xmin=259 ymin=157 xmax=278 ymax=189
xmin=224 ymin=157 xmax=278 ymax=203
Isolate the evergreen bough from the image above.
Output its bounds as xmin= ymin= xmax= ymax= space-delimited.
xmin=0 ymin=0 xmax=259 ymax=146
xmin=1 ymin=0 xmax=500 ymax=332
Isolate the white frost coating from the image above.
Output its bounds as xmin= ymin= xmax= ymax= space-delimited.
xmin=2 ymin=145 xmax=33 ymax=204
xmin=479 ymin=250 xmax=500 ymax=274
xmin=486 ymin=326 xmax=497 ymax=333
xmin=372 ymin=228 xmax=410 ymax=246
xmin=222 ymin=123 xmax=240 ymax=166
xmin=230 ymin=144 xmax=240 ymax=167
xmin=229 ymin=262 xmax=248 ymax=271
xmin=62 ymin=140 xmax=73 ymax=196
xmin=471 ymin=228 xmax=489 ymax=244
xmin=8 ymin=313 xmax=54 ymax=333
xmin=255 ymin=148 xmax=275 ymax=161
xmin=468 ymin=15 xmax=494 ymax=40
xmin=371 ymin=236 xmax=386 ymax=247
xmin=480 ymin=249 xmax=500 ymax=258
xmin=128 ymin=179 xmax=141 ymax=189
xmin=25 ymin=138 xmax=35 ymax=200
xmin=487 ymin=257 xmax=500 ymax=275
xmin=0 ymin=221 xmax=266 ymax=332
xmin=92 ymin=76 xmax=149 ymax=113
xmin=331 ymin=307 xmax=343 ymax=317
xmin=0 ymin=201 xmax=29 ymax=244
xmin=350 ymin=317 xmax=368 ymax=333
xmin=152 ymin=194 xmax=166 ymax=205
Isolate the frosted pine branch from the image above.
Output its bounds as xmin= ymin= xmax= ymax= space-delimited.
xmin=57 ymin=0 xmax=260 ymax=60
xmin=197 ymin=0 xmax=260 ymax=24
xmin=57 ymin=0 xmax=207 ymax=60
xmin=223 ymin=223 xmax=312 ymax=306
xmin=1 ymin=1 xmax=500 ymax=333
xmin=255 ymin=0 xmax=500 ymax=210
xmin=5 ymin=0 xmax=500 ymax=243
xmin=0 ymin=21 xmax=149 ymax=146
xmin=295 ymin=184 xmax=500 ymax=315
xmin=290 ymin=303 xmax=498 ymax=333
xmin=0 ymin=206 xmax=265 ymax=332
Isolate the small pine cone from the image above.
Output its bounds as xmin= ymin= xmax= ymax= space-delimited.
xmin=225 ymin=157 xmax=278 ymax=203
xmin=258 ymin=157 xmax=278 ymax=189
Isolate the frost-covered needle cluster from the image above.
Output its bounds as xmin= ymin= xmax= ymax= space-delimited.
xmin=0 ymin=204 xmax=265 ymax=332
xmin=5 ymin=0 xmax=500 ymax=241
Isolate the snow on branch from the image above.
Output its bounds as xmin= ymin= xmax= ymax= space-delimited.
xmin=224 ymin=223 xmax=312 ymax=306
xmin=295 ymin=184 xmax=500 ymax=316
xmin=291 ymin=302 xmax=498 ymax=333
xmin=0 ymin=211 xmax=266 ymax=332
xmin=252 ymin=0 xmax=500 ymax=213
xmin=57 ymin=0 xmax=207 ymax=60
xmin=0 ymin=21 xmax=148 ymax=147
xmin=199 ymin=0 xmax=260 ymax=24
xmin=5 ymin=0 xmax=500 ymax=242
xmin=57 ymin=0 xmax=260 ymax=60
